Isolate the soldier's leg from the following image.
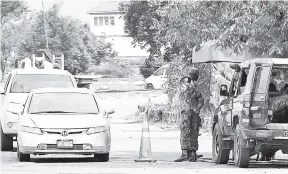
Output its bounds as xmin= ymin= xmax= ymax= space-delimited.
xmin=175 ymin=110 xmax=193 ymax=162
xmin=188 ymin=111 xmax=199 ymax=162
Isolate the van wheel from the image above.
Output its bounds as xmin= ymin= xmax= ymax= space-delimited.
xmin=17 ymin=144 xmax=30 ymax=162
xmin=234 ymin=125 xmax=250 ymax=168
xmin=147 ymin=84 xmax=154 ymax=90
xmin=94 ymin=153 xmax=109 ymax=162
xmin=0 ymin=125 xmax=13 ymax=151
xmin=212 ymin=123 xmax=230 ymax=164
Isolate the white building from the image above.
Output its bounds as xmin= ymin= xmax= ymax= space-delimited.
xmin=87 ymin=1 xmax=149 ymax=62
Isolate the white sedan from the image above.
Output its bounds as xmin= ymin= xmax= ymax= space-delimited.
xmin=15 ymin=88 xmax=115 ymax=162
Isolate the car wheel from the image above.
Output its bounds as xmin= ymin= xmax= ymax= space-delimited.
xmin=94 ymin=153 xmax=109 ymax=162
xmin=212 ymin=123 xmax=230 ymax=164
xmin=234 ymin=125 xmax=250 ymax=168
xmin=0 ymin=125 xmax=13 ymax=151
xmin=147 ymin=84 xmax=154 ymax=90
xmin=17 ymin=143 xmax=30 ymax=162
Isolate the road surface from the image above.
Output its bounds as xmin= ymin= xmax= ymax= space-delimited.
xmin=1 ymin=91 xmax=288 ymax=173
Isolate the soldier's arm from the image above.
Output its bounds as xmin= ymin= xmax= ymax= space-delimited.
xmin=197 ymin=93 xmax=204 ymax=110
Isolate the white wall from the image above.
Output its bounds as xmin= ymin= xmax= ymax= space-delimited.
xmin=89 ymin=14 xmax=126 ymax=36
xmin=89 ymin=13 xmax=149 ymax=58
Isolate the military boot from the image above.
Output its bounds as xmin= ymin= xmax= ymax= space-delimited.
xmin=174 ymin=150 xmax=190 ymax=162
xmin=188 ymin=150 xmax=197 ymax=162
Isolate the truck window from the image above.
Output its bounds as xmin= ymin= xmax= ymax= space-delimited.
xmin=253 ymin=66 xmax=271 ymax=93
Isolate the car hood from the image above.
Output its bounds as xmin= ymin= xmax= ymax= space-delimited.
xmin=28 ymin=114 xmax=107 ymax=129
xmin=8 ymin=93 xmax=29 ymax=105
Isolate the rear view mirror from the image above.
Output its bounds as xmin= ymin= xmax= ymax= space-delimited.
xmin=220 ymin=85 xmax=228 ymax=96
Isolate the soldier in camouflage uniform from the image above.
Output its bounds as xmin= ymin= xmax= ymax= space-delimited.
xmin=174 ymin=68 xmax=204 ymax=162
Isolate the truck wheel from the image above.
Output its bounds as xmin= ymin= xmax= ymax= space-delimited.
xmin=234 ymin=125 xmax=250 ymax=168
xmin=0 ymin=125 xmax=13 ymax=151
xmin=212 ymin=123 xmax=230 ymax=164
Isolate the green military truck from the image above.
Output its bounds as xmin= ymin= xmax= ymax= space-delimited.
xmin=212 ymin=58 xmax=288 ymax=168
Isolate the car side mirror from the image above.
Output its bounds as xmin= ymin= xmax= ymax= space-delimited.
xmin=7 ymin=104 xmax=24 ymax=115
xmin=0 ymin=86 xmax=5 ymax=94
xmin=105 ymin=108 xmax=115 ymax=118
xmin=220 ymin=85 xmax=229 ymax=96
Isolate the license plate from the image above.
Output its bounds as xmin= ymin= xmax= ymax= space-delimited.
xmin=284 ymin=132 xmax=288 ymax=137
xmin=57 ymin=140 xmax=73 ymax=149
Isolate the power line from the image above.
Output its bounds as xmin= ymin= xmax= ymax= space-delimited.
xmin=42 ymin=0 xmax=49 ymax=50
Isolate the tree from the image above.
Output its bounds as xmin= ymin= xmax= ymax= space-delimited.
xmin=1 ymin=1 xmax=29 ymax=80
xmin=20 ymin=3 xmax=117 ymax=75
xmin=122 ymin=0 xmax=288 ymax=124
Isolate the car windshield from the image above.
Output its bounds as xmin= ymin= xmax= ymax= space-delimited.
xmin=28 ymin=92 xmax=99 ymax=114
xmin=10 ymin=74 xmax=74 ymax=93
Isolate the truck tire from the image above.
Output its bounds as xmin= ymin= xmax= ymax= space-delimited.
xmin=0 ymin=125 xmax=13 ymax=151
xmin=234 ymin=125 xmax=250 ymax=168
xmin=212 ymin=123 xmax=230 ymax=164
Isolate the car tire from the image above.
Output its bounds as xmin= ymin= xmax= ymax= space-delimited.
xmin=17 ymin=143 xmax=30 ymax=162
xmin=94 ymin=153 xmax=109 ymax=162
xmin=212 ymin=123 xmax=230 ymax=164
xmin=0 ymin=125 xmax=13 ymax=151
xmin=234 ymin=125 xmax=250 ymax=168
xmin=147 ymin=84 xmax=154 ymax=90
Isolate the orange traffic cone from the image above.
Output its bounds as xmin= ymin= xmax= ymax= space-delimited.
xmin=134 ymin=108 xmax=156 ymax=162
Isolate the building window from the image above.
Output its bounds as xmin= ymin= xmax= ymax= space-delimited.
xmin=99 ymin=17 xmax=103 ymax=26
xmin=104 ymin=16 xmax=109 ymax=25
xmin=110 ymin=16 xmax=115 ymax=26
xmin=94 ymin=17 xmax=98 ymax=26
xmin=93 ymin=15 xmax=115 ymax=27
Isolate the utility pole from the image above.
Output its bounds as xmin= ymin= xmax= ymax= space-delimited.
xmin=42 ymin=0 xmax=49 ymax=50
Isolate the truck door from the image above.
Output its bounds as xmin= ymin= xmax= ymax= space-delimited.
xmin=249 ymin=64 xmax=272 ymax=128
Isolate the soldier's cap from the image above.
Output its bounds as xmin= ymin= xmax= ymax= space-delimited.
xmin=188 ymin=67 xmax=199 ymax=76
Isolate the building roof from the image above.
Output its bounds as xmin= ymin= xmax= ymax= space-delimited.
xmin=87 ymin=1 xmax=123 ymax=14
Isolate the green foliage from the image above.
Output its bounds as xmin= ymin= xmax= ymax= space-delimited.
xmin=20 ymin=3 xmax=117 ymax=75
xmin=1 ymin=2 xmax=117 ymax=78
xmin=123 ymin=0 xmax=288 ymax=124
xmin=1 ymin=1 xmax=29 ymax=80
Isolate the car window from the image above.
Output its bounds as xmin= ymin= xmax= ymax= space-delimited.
xmin=10 ymin=74 xmax=74 ymax=93
xmin=28 ymin=92 xmax=99 ymax=114
xmin=254 ymin=66 xmax=271 ymax=94
xmin=154 ymin=68 xmax=165 ymax=76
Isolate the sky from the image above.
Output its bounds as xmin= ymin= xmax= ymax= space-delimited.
xmin=26 ymin=0 xmax=106 ymax=22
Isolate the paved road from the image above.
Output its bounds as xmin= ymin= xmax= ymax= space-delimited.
xmin=1 ymin=123 xmax=288 ymax=174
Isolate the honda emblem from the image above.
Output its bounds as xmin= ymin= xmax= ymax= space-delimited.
xmin=61 ymin=131 xmax=68 ymax=136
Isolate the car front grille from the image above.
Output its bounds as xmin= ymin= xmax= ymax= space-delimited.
xmin=47 ymin=144 xmax=83 ymax=150
xmin=42 ymin=129 xmax=87 ymax=136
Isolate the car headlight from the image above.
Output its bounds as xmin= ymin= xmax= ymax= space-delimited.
xmin=20 ymin=125 xmax=43 ymax=135
xmin=86 ymin=125 xmax=108 ymax=135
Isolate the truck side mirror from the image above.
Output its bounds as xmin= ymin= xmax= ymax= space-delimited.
xmin=220 ymin=85 xmax=228 ymax=96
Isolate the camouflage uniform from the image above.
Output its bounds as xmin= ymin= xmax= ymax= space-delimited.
xmin=175 ymin=68 xmax=204 ymax=162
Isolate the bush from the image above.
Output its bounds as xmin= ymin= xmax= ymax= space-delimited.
xmin=88 ymin=60 xmax=134 ymax=78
